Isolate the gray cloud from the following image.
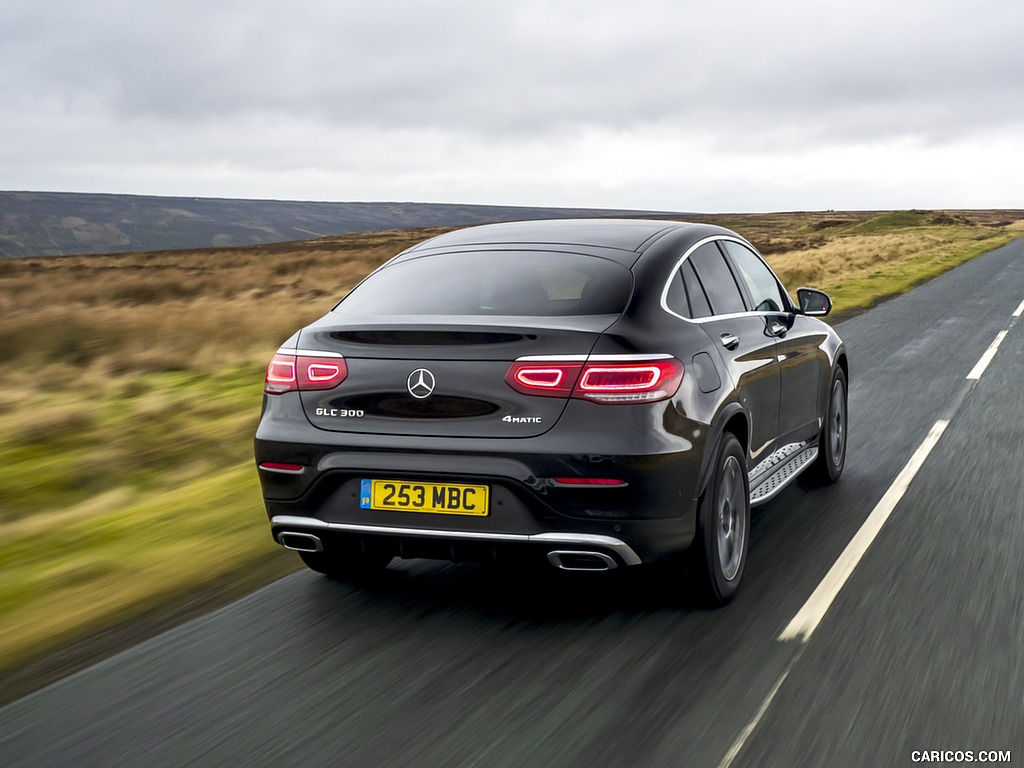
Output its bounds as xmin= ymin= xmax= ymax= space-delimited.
xmin=3 ymin=0 xmax=1023 ymax=208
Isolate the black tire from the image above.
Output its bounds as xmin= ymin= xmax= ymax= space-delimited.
xmin=805 ymin=367 xmax=847 ymax=485
xmin=685 ymin=432 xmax=750 ymax=606
xmin=299 ymin=548 xmax=393 ymax=581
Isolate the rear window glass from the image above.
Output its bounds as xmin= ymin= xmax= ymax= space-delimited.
xmin=334 ymin=251 xmax=633 ymax=316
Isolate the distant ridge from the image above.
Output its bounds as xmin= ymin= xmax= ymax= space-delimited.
xmin=0 ymin=191 xmax=684 ymax=258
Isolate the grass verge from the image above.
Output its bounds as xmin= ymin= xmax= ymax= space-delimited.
xmin=0 ymin=465 xmax=296 ymax=702
xmin=764 ymin=224 xmax=1021 ymax=318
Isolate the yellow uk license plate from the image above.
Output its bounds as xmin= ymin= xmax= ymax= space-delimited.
xmin=359 ymin=479 xmax=489 ymax=516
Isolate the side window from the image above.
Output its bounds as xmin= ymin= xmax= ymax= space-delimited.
xmin=664 ymin=270 xmax=690 ymax=318
xmin=688 ymin=242 xmax=747 ymax=315
xmin=721 ymin=241 xmax=789 ymax=313
xmin=681 ymin=260 xmax=713 ymax=318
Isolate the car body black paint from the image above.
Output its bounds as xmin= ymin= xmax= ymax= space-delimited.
xmin=255 ymin=219 xmax=847 ymax=599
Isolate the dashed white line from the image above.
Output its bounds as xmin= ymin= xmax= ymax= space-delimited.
xmin=717 ymin=667 xmax=793 ymax=768
xmin=778 ymin=419 xmax=950 ymax=643
xmin=1013 ymin=298 xmax=1024 ymax=318
xmin=966 ymin=331 xmax=1008 ymax=381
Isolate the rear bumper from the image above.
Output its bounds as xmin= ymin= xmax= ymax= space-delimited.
xmin=271 ymin=515 xmax=643 ymax=568
xmin=256 ymin=391 xmax=706 ymax=565
xmin=261 ymin=462 xmax=700 ymax=564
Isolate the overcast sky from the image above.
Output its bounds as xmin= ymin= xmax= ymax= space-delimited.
xmin=3 ymin=0 xmax=1022 ymax=212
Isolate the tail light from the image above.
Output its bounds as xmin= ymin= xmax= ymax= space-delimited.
xmin=506 ymin=356 xmax=683 ymax=404
xmin=265 ymin=351 xmax=348 ymax=394
xmin=505 ymin=362 xmax=583 ymax=396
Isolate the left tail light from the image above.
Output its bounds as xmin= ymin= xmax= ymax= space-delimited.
xmin=265 ymin=352 xmax=348 ymax=394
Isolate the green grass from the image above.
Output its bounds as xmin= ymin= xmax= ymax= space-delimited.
xmin=0 ymin=365 xmax=264 ymax=521
xmin=0 ymin=463 xmax=286 ymax=674
xmin=0 ymin=362 xmax=287 ymax=677
xmin=841 ymin=209 xmax=978 ymax=234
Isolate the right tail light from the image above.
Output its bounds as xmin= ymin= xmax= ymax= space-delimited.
xmin=505 ymin=356 xmax=683 ymax=404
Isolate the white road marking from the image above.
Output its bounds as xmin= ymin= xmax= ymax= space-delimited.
xmin=717 ymin=667 xmax=793 ymax=768
xmin=966 ymin=330 xmax=1008 ymax=380
xmin=778 ymin=419 xmax=950 ymax=643
xmin=1013 ymin=299 xmax=1024 ymax=318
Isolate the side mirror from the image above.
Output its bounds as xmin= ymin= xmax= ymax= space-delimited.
xmin=797 ymin=287 xmax=832 ymax=317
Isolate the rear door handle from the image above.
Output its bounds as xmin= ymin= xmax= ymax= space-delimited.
xmin=768 ymin=321 xmax=787 ymax=338
xmin=720 ymin=333 xmax=740 ymax=350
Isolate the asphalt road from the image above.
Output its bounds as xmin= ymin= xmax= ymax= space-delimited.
xmin=3 ymin=239 xmax=1023 ymax=768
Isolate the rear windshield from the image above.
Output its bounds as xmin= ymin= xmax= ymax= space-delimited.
xmin=334 ymin=251 xmax=632 ymax=316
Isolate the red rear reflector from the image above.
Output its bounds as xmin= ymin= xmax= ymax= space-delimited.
xmin=265 ymin=353 xmax=348 ymax=394
xmin=258 ymin=462 xmax=306 ymax=473
xmin=552 ymin=477 xmax=628 ymax=486
xmin=506 ymin=357 xmax=682 ymax=404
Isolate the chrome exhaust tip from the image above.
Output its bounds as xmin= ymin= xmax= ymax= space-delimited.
xmin=278 ymin=532 xmax=323 ymax=553
xmin=547 ymin=550 xmax=618 ymax=571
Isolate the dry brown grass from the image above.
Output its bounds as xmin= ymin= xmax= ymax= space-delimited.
xmin=0 ymin=227 xmax=454 ymax=377
xmin=768 ymin=231 xmax=948 ymax=287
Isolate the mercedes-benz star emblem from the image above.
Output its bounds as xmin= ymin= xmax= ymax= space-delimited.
xmin=407 ymin=368 xmax=436 ymax=399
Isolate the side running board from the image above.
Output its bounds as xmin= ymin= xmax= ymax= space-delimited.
xmin=749 ymin=442 xmax=818 ymax=506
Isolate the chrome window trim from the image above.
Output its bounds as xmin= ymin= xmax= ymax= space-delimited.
xmin=270 ymin=515 xmax=643 ymax=565
xmin=659 ymin=235 xmax=795 ymax=323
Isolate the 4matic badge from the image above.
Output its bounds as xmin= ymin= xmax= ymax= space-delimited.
xmin=502 ymin=415 xmax=543 ymax=423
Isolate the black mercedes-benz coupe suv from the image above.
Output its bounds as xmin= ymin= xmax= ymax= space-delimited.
xmin=255 ymin=219 xmax=848 ymax=604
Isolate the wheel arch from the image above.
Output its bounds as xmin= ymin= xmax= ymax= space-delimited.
xmin=835 ymin=347 xmax=849 ymax=385
xmin=697 ymin=401 xmax=749 ymax=499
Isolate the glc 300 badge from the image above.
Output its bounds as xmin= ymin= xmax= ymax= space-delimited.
xmin=407 ymin=368 xmax=436 ymax=399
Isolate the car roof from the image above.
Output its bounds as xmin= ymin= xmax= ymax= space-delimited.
xmin=399 ymin=218 xmax=738 ymax=257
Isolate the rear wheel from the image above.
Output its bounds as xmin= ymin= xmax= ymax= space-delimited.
xmin=299 ymin=549 xmax=393 ymax=581
xmin=806 ymin=367 xmax=847 ymax=485
xmin=685 ymin=432 xmax=749 ymax=606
